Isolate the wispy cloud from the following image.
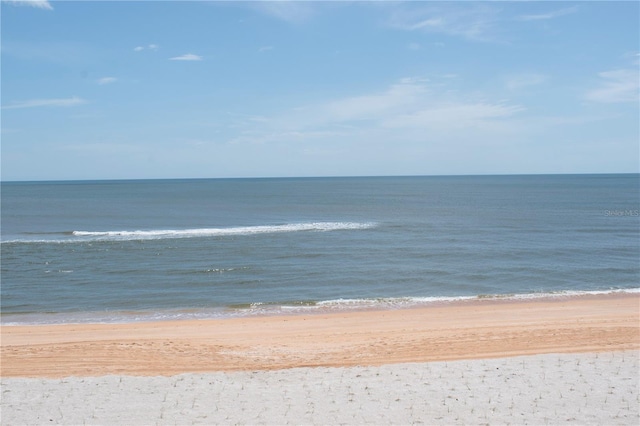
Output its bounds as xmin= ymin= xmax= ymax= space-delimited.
xmin=318 ymin=77 xmax=429 ymax=123
xmin=623 ymin=51 xmax=640 ymax=66
xmin=228 ymin=130 xmax=340 ymax=146
xmin=405 ymin=17 xmax=444 ymax=31
xmin=505 ymin=73 xmax=548 ymax=91
xmin=383 ymin=102 xmax=524 ymax=129
xmin=517 ymin=6 xmax=578 ymax=21
xmin=2 ymin=0 xmax=52 ymax=10
xmin=250 ymin=1 xmax=315 ymax=24
xmin=169 ymin=53 xmax=203 ymax=61
xmin=259 ymin=46 xmax=274 ymax=52
xmin=228 ymin=76 xmax=525 ymax=146
xmin=2 ymin=96 xmax=86 ymax=110
xmin=387 ymin=4 xmax=502 ymax=42
xmin=134 ymin=44 xmax=159 ymax=52
xmin=97 ymin=77 xmax=117 ymax=85
xmin=585 ymin=69 xmax=639 ymax=103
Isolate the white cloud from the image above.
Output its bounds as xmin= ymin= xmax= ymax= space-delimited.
xmin=388 ymin=4 xmax=502 ymax=42
xmin=169 ymin=53 xmax=203 ymax=61
xmin=228 ymin=77 xmax=525 ymax=146
xmin=517 ymin=6 xmax=578 ymax=21
xmin=2 ymin=0 xmax=52 ymax=10
xmin=407 ymin=42 xmax=421 ymax=51
xmin=623 ymin=51 xmax=640 ymax=66
xmin=2 ymin=96 xmax=86 ymax=110
xmin=383 ymin=102 xmax=525 ymax=129
xmin=228 ymin=130 xmax=340 ymax=146
xmin=251 ymin=1 xmax=314 ymax=23
xmin=320 ymin=78 xmax=428 ymax=123
xmin=97 ymin=77 xmax=117 ymax=85
xmin=134 ymin=44 xmax=159 ymax=52
xmin=407 ymin=17 xmax=444 ymax=31
xmin=585 ymin=69 xmax=639 ymax=103
xmin=259 ymin=46 xmax=274 ymax=52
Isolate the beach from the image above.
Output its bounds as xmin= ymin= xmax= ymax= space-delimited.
xmin=1 ymin=293 xmax=639 ymax=424
xmin=2 ymin=352 xmax=638 ymax=425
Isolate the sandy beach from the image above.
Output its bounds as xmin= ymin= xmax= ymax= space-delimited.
xmin=2 ymin=293 xmax=638 ymax=377
xmin=2 ymin=293 xmax=639 ymax=424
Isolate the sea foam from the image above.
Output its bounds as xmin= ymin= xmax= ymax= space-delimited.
xmin=6 ymin=222 xmax=377 ymax=243
xmin=2 ymin=288 xmax=637 ymax=326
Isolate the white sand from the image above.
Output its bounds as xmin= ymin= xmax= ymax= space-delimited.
xmin=2 ymin=351 xmax=638 ymax=425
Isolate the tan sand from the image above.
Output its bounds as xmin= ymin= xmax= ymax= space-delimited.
xmin=1 ymin=293 xmax=638 ymax=378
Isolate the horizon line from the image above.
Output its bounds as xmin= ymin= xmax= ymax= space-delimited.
xmin=2 ymin=172 xmax=639 ymax=185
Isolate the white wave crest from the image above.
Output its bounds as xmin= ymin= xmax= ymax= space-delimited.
xmin=69 ymin=222 xmax=376 ymax=242
xmin=3 ymin=288 xmax=638 ymax=325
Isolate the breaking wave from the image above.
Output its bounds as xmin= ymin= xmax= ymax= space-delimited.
xmin=3 ymin=288 xmax=637 ymax=325
xmin=5 ymin=222 xmax=377 ymax=243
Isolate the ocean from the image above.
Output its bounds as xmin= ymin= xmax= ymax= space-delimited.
xmin=1 ymin=174 xmax=638 ymax=325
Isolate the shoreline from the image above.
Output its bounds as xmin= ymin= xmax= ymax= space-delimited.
xmin=1 ymin=292 xmax=638 ymax=378
xmin=3 ymin=287 xmax=638 ymax=326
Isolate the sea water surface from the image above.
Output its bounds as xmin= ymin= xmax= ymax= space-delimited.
xmin=2 ymin=175 xmax=638 ymax=324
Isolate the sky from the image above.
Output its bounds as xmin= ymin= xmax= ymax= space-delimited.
xmin=1 ymin=0 xmax=638 ymax=181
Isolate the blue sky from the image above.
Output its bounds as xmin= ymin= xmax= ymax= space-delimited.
xmin=1 ymin=1 xmax=638 ymax=181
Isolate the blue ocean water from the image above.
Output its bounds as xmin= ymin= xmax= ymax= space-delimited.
xmin=1 ymin=175 xmax=638 ymax=324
